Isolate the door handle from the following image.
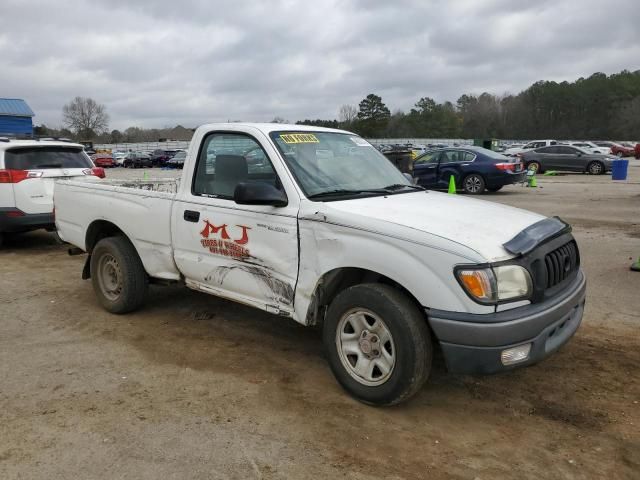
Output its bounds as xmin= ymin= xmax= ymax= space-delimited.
xmin=183 ymin=210 xmax=200 ymax=222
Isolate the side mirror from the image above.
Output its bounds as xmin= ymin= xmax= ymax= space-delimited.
xmin=234 ymin=182 xmax=288 ymax=207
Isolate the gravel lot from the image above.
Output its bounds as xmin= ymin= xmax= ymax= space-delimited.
xmin=1 ymin=164 xmax=639 ymax=479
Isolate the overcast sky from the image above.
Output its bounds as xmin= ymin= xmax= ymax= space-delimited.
xmin=1 ymin=0 xmax=639 ymax=130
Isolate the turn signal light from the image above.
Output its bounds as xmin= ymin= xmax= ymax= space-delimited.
xmin=457 ymin=269 xmax=496 ymax=302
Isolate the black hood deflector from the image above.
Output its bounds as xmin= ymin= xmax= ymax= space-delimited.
xmin=503 ymin=217 xmax=571 ymax=256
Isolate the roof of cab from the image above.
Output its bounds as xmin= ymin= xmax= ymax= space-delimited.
xmin=197 ymin=122 xmax=354 ymax=135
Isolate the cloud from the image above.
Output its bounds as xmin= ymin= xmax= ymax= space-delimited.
xmin=1 ymin=0 xmax=638 ymax=130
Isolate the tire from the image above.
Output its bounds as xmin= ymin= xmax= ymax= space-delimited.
xmin=526 ymin=161 xmax=542 ymax=173
xmin=323 ymin=283 xmax=432 ymax=406
xmin=90 ymin=236 xmax=148 ymax=314
xmin=487 ymin=185 xmax=503 ymax=192
xmin=462 ymin=174 xmax=486 ymax=194
xmin=587 ymin=161 xmax=604 ymax=175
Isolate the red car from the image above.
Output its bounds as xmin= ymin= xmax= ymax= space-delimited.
xmin=594 ymin=141 xmax=635 ymax=157
xmin=635 ymin=143 xmax=640 ymax=159
xmin=92 ymin=154 xmax=116 ymax=168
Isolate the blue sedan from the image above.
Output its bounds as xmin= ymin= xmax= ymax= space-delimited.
xmin=413 ymin=146 xmax=527 ymax=194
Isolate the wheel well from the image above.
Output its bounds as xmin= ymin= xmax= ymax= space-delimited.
xmin=85 ymin=220 xmax=126 ymax=253
xmin=306 ymin=267 xmax=424 ymax=326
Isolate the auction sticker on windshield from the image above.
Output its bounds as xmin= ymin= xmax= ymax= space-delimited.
xmin=279 ymin=133 xmax=319 ymax=144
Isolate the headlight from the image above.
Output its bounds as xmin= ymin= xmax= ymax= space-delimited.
xmin=456 ymin=265 xmax=532 ymax=304
xmin=494 ymin=265 xmax=532 ymax=300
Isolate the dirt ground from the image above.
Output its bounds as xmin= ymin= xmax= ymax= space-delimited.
xmin=1 ymin=164 xmax=639 ymax=479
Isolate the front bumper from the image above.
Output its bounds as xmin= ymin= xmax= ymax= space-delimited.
xmin=428 ymin=269 xmax=586 ymax=374
xmin=0 ymin=208 xmax=55 ymax=233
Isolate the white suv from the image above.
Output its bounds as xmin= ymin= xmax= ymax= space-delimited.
xmin=560 ymin=141 xmax=609 ymax=155
xmin=0 ymin=137 xmax=104 ymax=246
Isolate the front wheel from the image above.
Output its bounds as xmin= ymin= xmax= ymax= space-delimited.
xmin=587 ymin=161 xmax=604 ymax=175
xmin=463 ymin=174 xmax=486 ymax=194
xmin=90 ymin=236 xmax=148 ymax=314
xmin=323 ymin=283 xmax=432 ymax=406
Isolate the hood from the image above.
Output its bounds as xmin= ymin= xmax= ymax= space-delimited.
xmin=318 ymin=191 xmax=546 ymax=261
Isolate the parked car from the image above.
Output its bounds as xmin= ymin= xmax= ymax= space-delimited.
xmin=123 ymin=152 xmax=153 ymax=168
xmin=504 ymin=140 xmax=557 ymax=156
xmin=413 ymin=146 xmax=526 ymax=194
xmin=0 ymin=138 xmax=104 ymax=247
xmin=519 ymin=145 xmax=613 ymax=174
xmin=92 ymin=154 xmax=116 ymax=168
xmin=112 ymin=151 xmax=127 ymax=166
xmin=149 ymin=149 xmax=179 ymax=167
xmin=593 ymin=141 xmax=634 ymax=157
xmin=166 ymin=150 xmax=186 ymax=168
xmin=560 ymin=141 xmax=608 ymax=155
xmin=54 ymin=123 xmax=585 ymax=406
xmin=409 ymin=145 xmax=429 ymax=159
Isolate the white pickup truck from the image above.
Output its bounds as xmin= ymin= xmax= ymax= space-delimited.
xmin=55 ymin=123 xmax=586 ymax=405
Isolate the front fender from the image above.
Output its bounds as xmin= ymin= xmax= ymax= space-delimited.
xmin=293 ymin=218 xmax=494 ymax=324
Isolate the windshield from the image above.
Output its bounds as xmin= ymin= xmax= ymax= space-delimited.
xmin=270 ymin=131 xmax=410 ymax=199
xmin=5 ymin=147 xmax=93 ymax=169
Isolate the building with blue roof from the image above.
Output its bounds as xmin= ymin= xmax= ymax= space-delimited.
xmin=0 ymin=98 xmax=35 ymax=135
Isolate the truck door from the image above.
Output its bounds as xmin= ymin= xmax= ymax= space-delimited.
xmin=171 ymin=131 xmax=300 ymax=314
xmin=412 ymin=151 xmax=440 ymax=188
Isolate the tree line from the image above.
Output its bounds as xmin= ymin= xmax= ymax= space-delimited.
xmin=301 ymin=69 xmax=640 ymax=140
xmin=38 ymin=69 xmax=640 ymax=142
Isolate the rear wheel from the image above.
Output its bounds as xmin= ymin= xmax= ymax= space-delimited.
xmin=526 ymin=161 xmax=542 ymax=173
xmin=90 ymin=236 xmax=148 ymax=314
xmin=587 ymin=161 xmax=604 ymax=175
xmin=323 ymin=283 xmax=432 ymax=406
xmin=462 ymin=174 xmax=486 ymax=194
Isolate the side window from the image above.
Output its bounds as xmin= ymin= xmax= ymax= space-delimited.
xmin=414 ymin=151 xmax=439 ymax=165
xmin=440 ymin=150 xmax=465 ymax=163
xmin=537 ymin=146 xmax=555 ymax=154
xmin=462 ymin=152 xmax=476 ymax=162
xmin=557 ymin=146 xmax=575 ymax=154
xmin=193 ymin=133 xmax=279 ymax=198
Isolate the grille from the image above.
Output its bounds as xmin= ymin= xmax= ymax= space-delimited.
xmin=544 ymin=241 xmax=579 ymax=289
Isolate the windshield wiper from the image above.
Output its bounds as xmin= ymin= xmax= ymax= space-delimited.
xmin=307 ymin=188 xmax=389 ymax=199
xmin=382 ymin=183 xmax=425 ymax=191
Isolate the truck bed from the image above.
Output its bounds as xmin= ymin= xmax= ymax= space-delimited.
xmin=54 ymin=177 xmax=181 ymax=280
